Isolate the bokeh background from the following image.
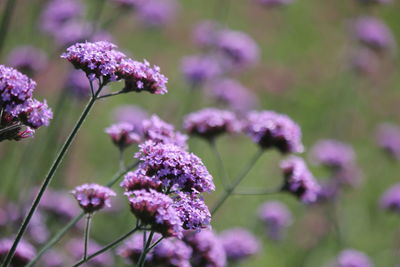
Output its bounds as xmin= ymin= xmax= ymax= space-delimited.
xmin=1 ymin=0 xmax=400 ymax=266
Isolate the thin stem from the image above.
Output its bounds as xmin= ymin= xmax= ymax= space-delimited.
xmin=0 ymin=123 xmax=22 ymax=135
xmin=0 ymin=0 xmax=17 ymax=56
xmin=209 ymin=139 xmax=230 ymax=190
xmin=2 ymin=84 xmax=104 ymax=267
xmin=96 ymin=91 xmax=125 ymax=100
xmin=146 ymin=237 xmax=164 ymax=252
xmin=83 ymin=214 xmax=93 ymax=261
xmin=72 ymin=226 xmax=140 ymax=267
xmin=137 ymin=230 xmax=155 ymax=267
xmin=119 ymin=149 xmax=126 ymax=172
xmin=26 ymin=160 xmax=139 ymax=266
xmin=211 ymin=149 xmax=264 ymax=215
xmin=89 ymin=80 xmax=95 ymax=98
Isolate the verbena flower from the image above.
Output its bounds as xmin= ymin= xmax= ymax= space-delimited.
xmin=280 ymin=156 xmax=320 ymax=203
xmin=0 ymin=238 xmax=36 ymax=266
xmin=219 ymin=228 xmax=261 ymax=262
xmin=183 ymin=108 xmax=240 ymax=140
xmin=380 ymin=183 xmax=400 ymax=213
xmin=71 ymin=183 xmax=116 ymax=213
xmin=120 ymin=169 xmax=163 ymax=193
xmin=127 ymin=189 xmax=183 ymax=237
xmin=151 ymin=237 xmax=192 ymax=267
xmin=181 ymin=55 xmax=221 ymax=87
xmin=350 ymin=48 xmax=379 ymax=75
xmin=41 ymin=250 xmax=64 ymax=267
xmin=208 ymin=79 xmax=257 ymax=113
xmin=135 ymin=141 xmax=215 ymax=193
xmin=10 ymin=99 xmax=53 ymax=129
xmin=142 ymin=115 xmax=188 ymax=149
xmin=376 ymin=123 xmax=400 ymax=160
xmin=216 ymin=30 xmax=260 ymax=70
xmin=0 ymin=65 xmax=36 ymax=105
xmin=67 ymin=238 xmax=114 ymax=266
xmin=192 ymin=20 xmax=220 ymax=48
xmin=54 ymin=21 xmax=91 ymax=47
xmin=172 ymin=192 xmax=211 ymax=230
xmin=310 ymin=139 xmax=355 ymax=170
xmin=258 ymin=201 xmax=292 ymax=241
xmin=336 ymin=249 xmax=373 ymax=267
xmin=137 ymin=0 xmax=179 ymax=28
xmin=113 ymin=105 xmax=148 ymax=131
xmin=40 ymin=188 xmax=80 ymax=220
xmin=256 ymin=0 xmax=293 ymax=7
xmin=105 ymin=122 xmax=141 ymax=149
xmin=28 ymin=210 xmax=49 ymax=244
xmin=117 ymin=233 xmax=160 ymax=265
xmin=7 ymin=46 xmax=48 ymax=75
xmin=243 ymin=110 xmax=303 ymax=153
xmin=183 ymin=230 xmax=227 ymax=267
xmin=353 ymin=17 xmax=395 ymax=51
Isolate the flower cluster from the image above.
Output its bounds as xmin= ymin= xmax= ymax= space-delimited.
xmin=71 ymin=183 xmax=116 ymax=213
xmin=311 ymin=139 xmax=355 ymax=170
xmin=181 ymin=55 xmax=221 ymax=87
xmin=243 ymin=110 xmax=304 ymax=153
xmin=353 ymin=17 xmax=395 ymax=52
xmin=113 ymin=105 xmax=148 ymax=131
xmin=183 ymin=108 xmax=240 ymax=140
xmin=336 ymin=249 xmax=373 ymax=267
xmin=219 ymin=228 xmax=261 ymax=262
xmin=380 ymin=183 xmax=400 ymax=213
xmin=121 ymin=169 xmax=163 ymax=192
xmin=61 ymin=41 xmax=168 ymax=94
xmin=258 ymin=201 xmax=292 ymax=241
xmin=7 ymin=46 xmax=48 ymax=75
xmin=0 ymin=65 xmax=52 ymax=142
xmin=280 ymin=156 xmax=320 ymax=203
xmin=0 ymin=239 xmax=36 ymax=266
xmin=136 ymin=0 xmax=179 ymax=28
xmin=376 ymin=123 xmax=400 ymax=160
xmin=105 ymin=122 xmax=141 ymax=149
xmin=117 ymin=233 xmax=155 ymax=265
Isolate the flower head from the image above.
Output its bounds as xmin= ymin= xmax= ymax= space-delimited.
xmin=120 ymin=169 xmax=163 ymax=193
xmin=280 ymin=156 xmax=320 ymax=203
xmin=113 ymin=105 xmax=148 ymax=131
xmin=10 ymin=99 xmax=53 ymax=129
xmin=192 ymin=20 xmax=220 ymax=48
xmin=183 ymin=230 xmax=227 ymax=267
xmin=181 ymin=55 xmax=221 ymax=87
xmin=376 ymin=123 xmax=400 ymax=160
xmin=135 ymin=141 xmax=215 ymax=193
xmin=137 ymin=0 xmax=179 ymax=28
xmin=183 ymin=108 xmax=240 ymax=140
xmin=151 ymin=237 xmax=192 ymax=267
xmin=336 ymin=249 xmax=373 ymax=267
xmin=244 ymin=110 xmax=303 ymax=153
xmin=127 ymin=189 xmax=183 ymax=237
xmin=71 ymin=183 xmax=116 ymax=213
xmin=380 ymin=183 xmax=400 ymax=213
xmin=7 ymin=46 xmax=48 ymax=75
xmin=0 ymin=65 xmax=36 ymax=105
xmin=105 ymin=122 xmax=141 ymax=149
xmin=40 ymin=188 xmax=80 ymax=220
xmin=353 ymin=17 xmax=395 ymax=51
xmin=219 ymin=228 xmax=260 ymax=262
xmin=258 ymin=201 xmax=292 ymax=241
xmin=117 ymin=233 xmax=160 ymax=265
xmin=0 ymin=239 xmax=36 ymax=266
xmin=310 ymin=139 xmax=355 ymax=170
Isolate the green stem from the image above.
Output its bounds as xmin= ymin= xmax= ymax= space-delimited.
xmin=0 ymin=0 xmax=17 ymax=56
xmin=211 ymin=149 xmax=264 ymax=215
xmin=72 ymin=226 xmax=140 ymax=267
xmin=2 ymin=85 xmax=104 ymax=267
xmin=137 ymin=230 xmax=155 ymax=267
xmin=83 ymin=214 xmax=93 ymax=261
xmin=26 ymin=160 xmax=139 ymax=267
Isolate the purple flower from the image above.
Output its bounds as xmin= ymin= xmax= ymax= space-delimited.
xmin=350 ymin=48 xmax=379 ymax=75
xmin=353 ymin=17 xmax=395 ymax=51
xmin=127 ymin=189 xmax=183 ymax=237
xmin=183 ymin=230 xmax=227 ymax=267
xmin=376 ymin=123 xmax=400 ymax=160
xmin=181 ymin=55 xmax=221 ymax=87
xmin=336 ymin=249 xmax=373 ymax=267
xmin=113 ymin=105 xmax=148 ymax=131
xmin=65 ymin=69 xmax=91 ymax=99
xmin=137 ymin=0 xmax=179 ymax=28
xmin=40 ymin=188 xmax=80 ymax=220
xmin=120 ymin=169 xmax=163 ymax=192
xmin=53 ymin=21 xmax=91 ymax=47
xmin=208 ymin=79 xmax=257 ymax=112
xmin=0 ymin=238 xmax=36 ymax=267
xmin=310 ymin=139 xmax=355 ymax=170
xmin=183 ymin=108 xmax=240 ymax=140
xmin=135 ymin=141 xmax=215 ymax=193
xmin=61 ymin=41 xmax=126 ymax=82
xmin=41 ymin=250 xmax=64 ymax=267
xmin=217 ymin=30 xmax=260 ymax=70
xmin=256 ymin=0 xmax=293 ymax=7
xmin=105 ymin=122 xmax=141 ymax=149
xmin=315 ymin=180 xmax=340 ymax=203
xmin=0 ymin=65 xmax=36 ymax=105
xmin=118 ymin=58 xmax=168 ymax=95
xmin=11 ymin=99 xmax=53 ymax=129
xmin=258 ymin=201 xmax=292 ymax=241
xmin=66 ymin=238 xmax=114 ymax=266
xmin=243 ymin=110 xmax=303 ymax=153
xmin=71 ymin=183 xmax=116 ymax=213
xmin=192 ymin=20 xmax=220 ymax=48
xmin=28 ymin=210 xmax=49 ymax=244
xmin=219 ymin=228 xmax=260 ymax=262
xmin=117 ymin=233 xmax=160 ymax=265
xmin=151 ymin=237 xmax=192 ymax=267
xmin=7 ymin=46 xmax=48 ymax=75
xmin=380 ymin=183 xmax=400 ymax=213
xmin=172 ymin=192 xmax=211 ymax=230
xmin=280 ymin=156 xmax=320 ymax=203
xmin=142 ymin=115 xmax=188 ymax=149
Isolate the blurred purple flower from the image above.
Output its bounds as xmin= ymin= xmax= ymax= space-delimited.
xmin=258 ymin=201 xmax=292 ymax=241
xmin=256 ymin=0 xmax=293 ymax=7
xmin=350 ymin=48 xmax=380 ymax=75
xmin=71 ymin=183 xmax=116 ymax=213
xmin=135 ymin=141 xmax=215 ymax=193
xmin=67 ymin=238 xmax=114 ymax=266
xmin=117 ymin=233 xmax=159 ymax=265
xmin=181 ymin=55 xmax=221 ymax=87
xmin=65 ymin=69 xmax=91 ymax=99
xmin=208 ymin=79 xmax=258 ymax=112
xmin=380 ymin=183 xmax=400 ymax=213
xmin=151 ymin=237 xmax=192 ymax=267
xmin=376 ymin=123 xmax=400 ymax=160
xmin=7 ymin=46 xmax=48 ymax=75
xmin=105 ymin=122 xmax=141 ymax=149
xmin=310 ymin=139 xmax=355 ymax=170
xmin=315 ymin=180 xmax=340 ymax=203
xmin=0 ymin=238 xmax=36 ymax=267
xmin=137 ymin=0 xmax=179 ymax=28
xmin=28 ymin=210 xmax=49 ymax=244
xmin=219 ymin=228 xmax=261 ymax=262
xmin=243 ymin=110 xmax=304 ymax=153
xmin=336 ymin=249 xmax=373 ymax=267
xmin=40 ymin=188 xmax=80 ymax=220
xmin=183 ymin=108 xmax=240 ymax=140
xmin=192 ymin=20 xmax=220 ymax=48
xmin=353 ymin=17 xmax=395 ymax=51
xmin=53 ymin=21 xmax=91 ymax=47
xmin=113 ymin=105 xmax=148 ymax=134
xmin=183 ymin=229 xmax=227 ymax=267
xmin=280 ymin=156 xmax=320 ymax=203
xmin=41 ymin=250 xmax=64 ymax=267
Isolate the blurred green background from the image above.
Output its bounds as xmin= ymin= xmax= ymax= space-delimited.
xmin=1 ymin=0 xmax=400 ymax=266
